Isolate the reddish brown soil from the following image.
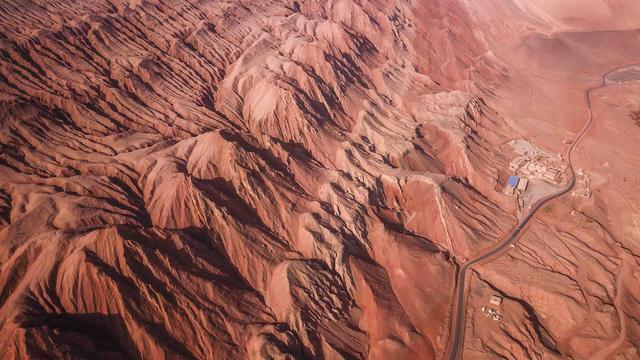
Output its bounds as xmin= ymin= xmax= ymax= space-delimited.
xmin=458 ymin=1 xmax=640 ymax=359
xmin=0 ymin=1 xmax=517 ymax=359
xmin=1 ymin=1 xmax=639 ymax=359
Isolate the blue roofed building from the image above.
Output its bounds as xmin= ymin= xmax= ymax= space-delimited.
xmin=504 ymin=175 xmax=521 ymax=195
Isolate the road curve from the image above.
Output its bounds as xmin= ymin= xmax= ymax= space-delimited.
xmin=445 ymin=64 xmax=638 ymax=360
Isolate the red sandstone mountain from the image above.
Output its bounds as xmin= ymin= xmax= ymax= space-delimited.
xmin=1 ymin=1 xmax=639 ymax=359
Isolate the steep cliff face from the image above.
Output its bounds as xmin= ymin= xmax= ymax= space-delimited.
xmin=0 ymin=0 xmax=515 ymax=359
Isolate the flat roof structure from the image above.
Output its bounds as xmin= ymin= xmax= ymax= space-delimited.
xmin=489 ymin=295 xmax=503 ymax=306
xmin=507 ymin=176 xmax=520 ymax=188
xmin=517 ymin=178 xmax=529 ymax=191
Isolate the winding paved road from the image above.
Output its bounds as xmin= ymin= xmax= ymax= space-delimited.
xmin=445 ymin=64 xmax=638 ymax=360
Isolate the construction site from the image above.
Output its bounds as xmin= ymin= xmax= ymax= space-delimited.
xmin=501 ymin=139 xmax=569 ymax=213
xmin=481 ymin=294 xmax=504 ymax=322
xmin=507 ymin=139 xmax=567 ymax=185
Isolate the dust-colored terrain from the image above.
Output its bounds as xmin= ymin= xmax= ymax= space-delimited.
xmin=459 ymin=1 xmax=640 ymax=359
xmin=0 ymin=1 xmax=515 ymax=359
xmin=0 ymin=1 xmax=639 ymax=359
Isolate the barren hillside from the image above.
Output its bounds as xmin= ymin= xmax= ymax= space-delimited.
xmin=1 ymin=1 xmax=639 ymax=359
xmin=0 ymin=1 xmax=516 ymax=359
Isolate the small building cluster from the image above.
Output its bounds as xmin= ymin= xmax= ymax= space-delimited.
xmin=481 ymin=294 xmax=504 ymax=321
xmin=504 ymin=175 xmax=529 ymax=209
xmin=571 ymin=168 xmax=592 ymax=198
xmin=505 ymin=175 xmax=528 ymax=195
xmin=508 ymin=157 xmax=564 ymax=184
xmin=506 ymin=138 xmax=566 ymax=185
xmin=482 ymin=307 xmax=502 ymax=321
